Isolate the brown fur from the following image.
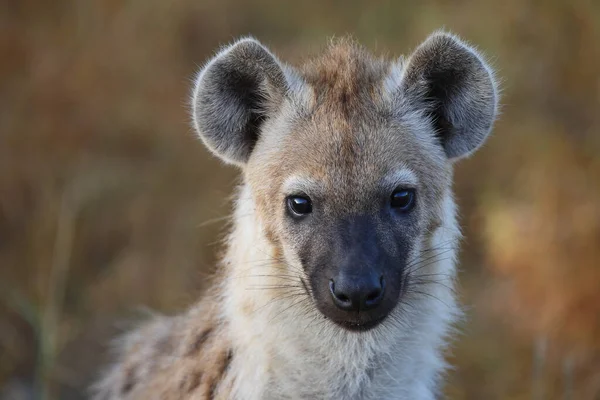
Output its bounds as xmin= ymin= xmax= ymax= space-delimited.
xmin=95 ymin=292 xmax=234 ymax=399
xmin=301 ymin=39 xmax=389 ymax=117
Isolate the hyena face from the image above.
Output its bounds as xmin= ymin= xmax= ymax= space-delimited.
xmin=192 ymin=33 xmax=497 ymax=331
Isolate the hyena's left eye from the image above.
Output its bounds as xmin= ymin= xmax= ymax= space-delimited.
xmin=390 ymin=188 xmax=416 ymax=212
xmin=286 ymin=195 xmax=313 ymax=217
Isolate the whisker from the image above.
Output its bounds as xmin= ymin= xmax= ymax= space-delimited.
xmin=406 ymin=248 xmax=456 ymax=271
xmin=406 ymin=289 xmax=452 ymax=309
xmin=238 ymin=274 xmax=304 ymax=281
xmin=406 ymin=257 xmax=454 ymax=279
xmin=409 ymin=279 xmax=457 ymax=295
xmin=245 ymin=285 xmax=304 ymax=290
xmin=250 ymin=291 xmax=309 ymax=316
xmin=268 ymin=297 xmax=310 ymax=324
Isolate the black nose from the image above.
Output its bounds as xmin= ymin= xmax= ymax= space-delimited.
xmin=329 ymin=274 xmax=385 ymax=311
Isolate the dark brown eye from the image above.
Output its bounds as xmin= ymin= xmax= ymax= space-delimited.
xmin=287 ymin=195 xmax=312 ymax=216
xmin=391 ymin=188 xmax=416 ymax=211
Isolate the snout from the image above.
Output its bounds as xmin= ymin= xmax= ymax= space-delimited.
xmin=315 ymin=269 xmax=400 ymax=332
xmin=329 ymin=273 xmax=385 ymax=312
xmin=303 ymin=215 xmax=408 ymax=331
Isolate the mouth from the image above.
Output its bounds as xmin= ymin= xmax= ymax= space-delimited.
xmin=330 ymin=315 xmax=388 ymax=332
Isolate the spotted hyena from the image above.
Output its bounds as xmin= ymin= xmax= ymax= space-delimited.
xmin=92 ymin=31 xmax=499 ymax=399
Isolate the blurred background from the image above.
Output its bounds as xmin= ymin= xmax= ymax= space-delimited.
xmin=1 ymin=0 xmax=599 ymax=399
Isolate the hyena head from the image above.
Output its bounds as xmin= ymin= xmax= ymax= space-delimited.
xmin=192 ymin=32 xmax=498 ymax=332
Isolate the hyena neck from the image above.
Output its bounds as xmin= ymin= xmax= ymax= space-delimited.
xmin=219 ymin=184 xmax=461 ymax=399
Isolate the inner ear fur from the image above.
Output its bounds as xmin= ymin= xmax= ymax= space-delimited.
xmin=192 ymin=38 xmax=290 ymax=166
xmin=401 ymin=32 xmax=499 ymax=160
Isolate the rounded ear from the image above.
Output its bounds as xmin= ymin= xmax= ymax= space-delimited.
xmin=401 ymin=32 xmax=499 ymax=160
xmin=191 ymin=38 xmax=290 ymax=166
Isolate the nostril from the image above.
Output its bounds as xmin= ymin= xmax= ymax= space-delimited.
xmin=366 ymin=289 xmax=381 ymax=302
xmin=337 ymin=293 xmax=349 ymax=302
xmin=330 ymin=275 xmax=385 ymax=311
xmin=329 ymin=279 xmax=352 ymax=308
xmin=364 ymin=276 xmax=385 ymax=308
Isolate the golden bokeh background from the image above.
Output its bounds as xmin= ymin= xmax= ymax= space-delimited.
xmin=1 ymin=1 xmax=599 ymax=399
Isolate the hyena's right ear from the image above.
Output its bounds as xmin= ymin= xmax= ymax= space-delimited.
xmin=191 ymin=38 xmax=292 ymax=166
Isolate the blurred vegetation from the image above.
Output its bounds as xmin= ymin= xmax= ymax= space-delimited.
xmin=1 ymin=0 xmax=599 ymax=399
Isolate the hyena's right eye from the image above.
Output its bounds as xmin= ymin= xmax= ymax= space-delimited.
xmin=286 ymin=195 xmax=313 ymax=217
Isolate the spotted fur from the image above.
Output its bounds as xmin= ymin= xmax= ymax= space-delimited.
xmin=92 ymin=31 xmax=499 ymax=399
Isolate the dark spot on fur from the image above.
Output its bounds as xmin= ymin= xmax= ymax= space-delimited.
xmin=223 ymin=349 xmax=233 ymax=372
xmin=187 ymin=327 xmax=213 ymax=356
xmin=426 ymin=217 xmax=443 ymax=234
xmin=264 ymin=227 xmax=279 ymax=246
xmin=208 ymin=349 xmax=233 ymax=399
xmin=121 ymin=366 xmax=136 ymax=394
xmin=208 ymin=381 xmax=217 ymax=399
xmin=181 ymin=370 xmax=203 ymax=393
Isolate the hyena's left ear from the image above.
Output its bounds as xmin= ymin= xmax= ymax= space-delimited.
xmin=400 ymin=32 xmax=499 ymax=160
xmin=191 ymin=38 xmax=293 ymax=166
